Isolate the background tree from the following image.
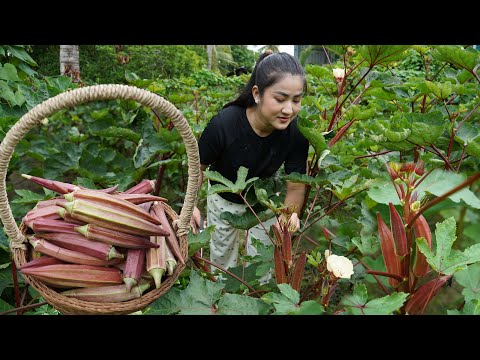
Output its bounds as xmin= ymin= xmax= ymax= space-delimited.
xmin=59 ymin=45 xmax=80 ymax=83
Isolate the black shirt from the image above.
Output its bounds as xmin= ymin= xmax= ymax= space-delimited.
xmin=199 ymin=105 xmax=309 ymax=203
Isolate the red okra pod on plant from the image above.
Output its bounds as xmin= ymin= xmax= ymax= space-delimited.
xmin=376 ymin=212 xmax=402 ymax=287
xmin=412 ymin=215 xmax=433 ymax=277
xmin=291 ymin=251 xmax=307 ymax=292
xmin=405 ymin=275 xmax=451 ymax=315
xmin=389 ymin=202 xmax=408 ymax=256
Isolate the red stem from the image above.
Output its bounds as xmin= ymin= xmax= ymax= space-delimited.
xmin=407 ymin=172 xmax=480 ymax=230
xmin=192 ymin=254 xmax=257 ymax=294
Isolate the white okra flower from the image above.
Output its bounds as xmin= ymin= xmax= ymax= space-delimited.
xmin=332 ymin=68 xmax=346 ymax=83
xmin=325 ymin=250 xmax=354 ymax=279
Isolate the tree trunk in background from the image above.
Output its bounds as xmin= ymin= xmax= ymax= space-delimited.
xmin=206 ymin=45 xmax=214 ymax=70
xmin=60 ymin=45 xmax=81 ymax=82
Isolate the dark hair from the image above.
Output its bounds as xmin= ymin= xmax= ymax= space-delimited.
xmin=223 ymin=52 xmax=307 ymax=109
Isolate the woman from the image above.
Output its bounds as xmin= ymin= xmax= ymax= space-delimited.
xmin=194 ymin=51 xmax=309 ymax=275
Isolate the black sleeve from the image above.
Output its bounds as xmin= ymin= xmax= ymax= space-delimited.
xmin=284 ymin=119 xmax=309 ymax=175
xmin=198 ymin=114 xmax=224 ymax=166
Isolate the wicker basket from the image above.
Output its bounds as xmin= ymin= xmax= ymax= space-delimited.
xmin=0 ymin=84 xmax=200 ymax=315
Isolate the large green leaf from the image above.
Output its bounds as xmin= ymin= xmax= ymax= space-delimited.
xmin=415 ymin=169 xmax=480 ymax=209
xmin=417 ymin=217 xmax=480 ymax=275
xmin=342 ymin=283 xmax=408 ymax=315
xmin=431 ymin=46 xmax=480 ymax=73
xmin=3 ymin=45 xmax=38 ymax=66
xmin=146 ymin=270 xmax=224 ymax=315
xmin=447 ymin=299 xmax=480 ymax=315
xmin=359 ymin=46 xmax=411 ymax=67
xmin=455 ymin=122 xmax=479 ymax=148
xmin=417 ymin=81 xmax=460 ymax=100
xmin=0 ymin=80 xmax=19 ymax=106
xmin=205 ymin=166 xmax=258 ymax=195
xmin=220 ymin=207 xmax=275 ymax=230
xmin=0 ymin=298 xmax=14 ymax=315
xmin=285 ymin=172 xmax=329 ymax=189
xmin=187 ymin=225 xmax=214 ymax=257
xmin=216 ymin=293 xmax=271 ymax=315
xmin=93 ymin=126 xmax=141 ymax=144
xmin=454 ymin=263 xmax=480 ymax=302
xmin=366 ymin=178 xmax=402 ymax=206
xmin=0 ymin=63 xmax=21 ymax=82
xmin=261 ymin=283 xmax=325 ymax=315
xmin=351 ymin=202 xmax=379 ymax=256
xmin=297 ymin=116 xmax=327 ymax=155
xmin=0 ymin=267 xmax=19 ymax=297
xmin=223 ymin=262 xmax=262 ymax=293
xmin=465 ymin=136 xmax=480 ymax=158
xmin=404 ymin=111 xmax=448 ymax=146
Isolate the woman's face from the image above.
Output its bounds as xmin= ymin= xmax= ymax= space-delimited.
xmin=253 ymin=74 xmax=304 ymax=132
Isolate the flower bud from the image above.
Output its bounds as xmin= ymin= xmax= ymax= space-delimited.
xmin=332 ymin=68 xmax=346 ymax=83
xmin=410 ymin=200 xmax=421 ymax=212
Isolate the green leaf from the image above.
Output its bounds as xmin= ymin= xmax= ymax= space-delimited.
xmin=0 ymin=63 xmax=21 ymax=82
xmin=0 ymin=80 xmax=19 ymax=106
xmin=216 ymin=294 xmax=271 ymax=315
xmin=44 ymin=76 xmax=74 ymax=93
xmin=465 ymin=224 xmax=480 ymax=242
xmin=454 ymin=122 xmax=479 ymax=147
xmin=220 ymin=207 xmax=275 ymax=230
xmin=447 ymin=299 xmax=480 ymax=315
xmin=133 ymin=133 xmax=172 ymax=168
xmin=0 ymin=298 xmax=14 ymax=314
xmin=342 ymin=283 xmax=408 ymax=315
xmin=415 ymin=169 xmax=480 ymax=209
xmin=285 ymin=171 xmax=329 ymax=189
xmin=261 ymin=283 xmax=323 ymax=315
xmin=223 ymin=262 xmax=261 ymax=292
xmin=0 ymin=267 xmax=17 ymax=296
xmin=417 ymin=217 xmax=480 ymax=275
xmin=359 ymin=45 xmax=411 ymax=66
xmin=454 ymin=263 xmax=480 ymax=301
xmin=293 ymin=300 xmax=325 ymax=315
xmin=146 ymin=270 xmax=224 ymax=315
xmin=465 ymin=137 xmax=480 ymax=158
xmin=431 ymin=46 xmax=479 ymax=73
xmin=404 ymin=111 xmax=448 ymax=146
xmin=352 ymin=236 xmax=379 ymax=257
xmin=297 ymin=117 xmax=327 ymax=155
xmin=205 ymin=166 xmax=258 ymax=195
xmin=11 ymin=189 xmax=46 ymax=205
xmin=93 ymin=126 xmax=141 ymax=144
xmin=187 ymin=225 xmax=214 ymax=257
xmin=367 ymin=179 xmax=402 ymax=206
xmin=4 ymin=46 xmax=37 ymax=66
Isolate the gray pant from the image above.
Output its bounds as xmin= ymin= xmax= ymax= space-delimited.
xmin=207 ymin=191 xmax=277 ymax=272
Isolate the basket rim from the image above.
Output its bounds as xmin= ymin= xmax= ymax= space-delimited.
xmin=0 ymin=84 xmax=198 ymax=314
xmin=0 ymin=84 xmax=200 ymax=253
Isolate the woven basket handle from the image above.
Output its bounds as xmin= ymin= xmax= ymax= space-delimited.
xmin=0 ymin=84 xmax=200 ymax=249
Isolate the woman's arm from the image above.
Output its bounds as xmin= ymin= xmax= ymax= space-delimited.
xmin=281 ymin=181 xmax=306 ymax=232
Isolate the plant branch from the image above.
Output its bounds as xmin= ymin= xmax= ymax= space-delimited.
xmin=0 ymin=301 xmax=48 ymax=316
xmin=366 ymin=270 xmax=404 ymax=282
xmin=357 ymin=259 xmax=389 ymax=295
xmin=239 ymin=194 xmax=275 ymax=246
xmin=192 ymin=254 xmax=257 ymax=294
xmin=406 ymin=172 xmax=480 ymax=229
